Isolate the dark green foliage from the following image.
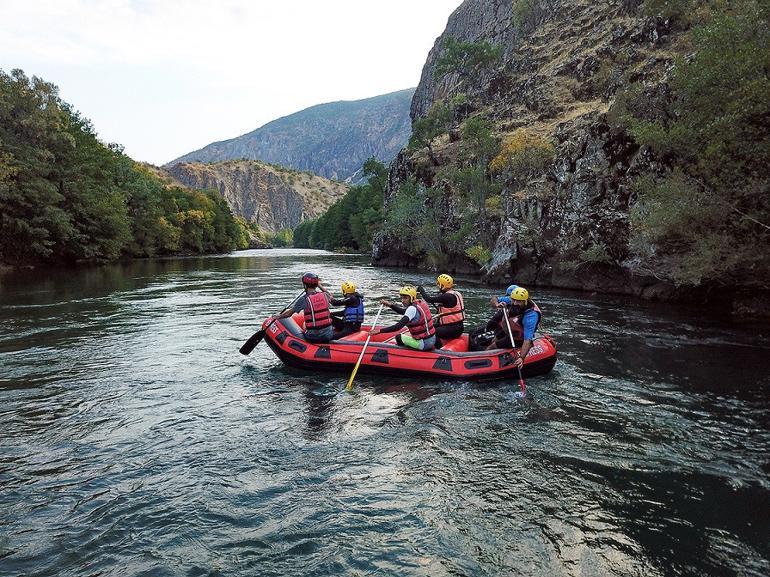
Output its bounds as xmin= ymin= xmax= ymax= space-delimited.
xmin=447 ymin=116 xmax=502 ymax=251
xmin=53 ymin=110 xmax=132 ymax=261
xmin=270 ymin=228 xmax=293 ymax=247
xmin=435 ymin=37 xmax=503 ymax=83
xmin=383 ymin=179 xmax=446 ymax=267
xmin=0 ymin=70 xmax=74 ymax=263
xmin=641 ymin=0 xmax=698 ymax=27
xmin=0 ymin=69 xmax=246 ymax=266
xmin=407 ymin=101 xmax=453 ymax=157
xmin=459 ymin=116 xmax=498 ymax=166
xmin=293 ymin=158 xmax=386 ymax=252
xmin=293 ymin=219 xmax=314 ymax=248
xmin=386 ymin=113 xmax=503 ymax=267
xmin=622 ymin=1 xmax=770 ymax=285
xmin=512 ymin=0 xmax=537 ymax=31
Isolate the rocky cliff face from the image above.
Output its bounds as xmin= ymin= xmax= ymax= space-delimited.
xmin=166 ymin=89 xmax=414 ymax=183
xmin=166 ymin=161 xmax=347 ymax=233
xmin=374 ymin=0 xmax=695 ymax=299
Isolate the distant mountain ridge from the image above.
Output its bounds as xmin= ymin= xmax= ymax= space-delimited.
xmin=166 ymin=88 xmax=415 ymax=182
xmin=165 ymin=160 xmax=348 ymax=233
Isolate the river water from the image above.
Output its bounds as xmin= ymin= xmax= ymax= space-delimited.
xmin=1 ymin=249 xmax=768 ymax=577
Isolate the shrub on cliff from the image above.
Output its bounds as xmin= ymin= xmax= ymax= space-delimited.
xmin=490 ymin=129 xmax=554 ymax=189
xmin=622 ymin=1 xmax=770 ymax=285
xmin=435 ymin=37 xmax=502 ymax=85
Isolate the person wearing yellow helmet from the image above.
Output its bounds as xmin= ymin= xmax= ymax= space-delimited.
xmin=417 ymin=273 xmax=465 ymax=345
xmin=485 ymin=285 xmax=542 ymax=367
xmin=370 ymin=285 xmax=436 ymax=350
xmin=327 ymin=280 xmax=365 ymax=339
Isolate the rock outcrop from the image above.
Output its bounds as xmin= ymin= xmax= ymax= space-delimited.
xmin=374 ymin=0 xmax=705 ymax=300
xmin=166 ymin=89 xmax=414 ymax=183
xmin=165 ymin=160 xmax=347 ymax=233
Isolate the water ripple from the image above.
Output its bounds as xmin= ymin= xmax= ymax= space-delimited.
xmin=0 ymin=252 xmax=768 ymax=576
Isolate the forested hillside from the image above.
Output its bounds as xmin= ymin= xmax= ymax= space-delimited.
xmin=293 ymin=158 xmax=386 ymax=252
xmin=0 ymin=69 xmax=249 ymax=266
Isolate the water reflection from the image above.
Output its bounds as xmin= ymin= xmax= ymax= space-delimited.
xmin=1 ymin=249 xmax=768 ymax=577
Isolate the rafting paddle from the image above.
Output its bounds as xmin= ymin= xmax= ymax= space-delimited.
xmin=502 ymin=305 xmax=527 ymax=397
xmin=239 ymin=291 xmax=305 ymax=355
xmin=345 ymin=303 xmax=385 ymax=391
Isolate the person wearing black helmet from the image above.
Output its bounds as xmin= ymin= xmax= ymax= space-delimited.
xmin=277 ymin=272 xmax=333 ymax=343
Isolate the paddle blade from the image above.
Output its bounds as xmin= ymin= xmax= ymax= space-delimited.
xmin=517 ymin=367 xmax=527 ymax=396
xmin=345 ymin=364 xmax=361 ymax=391
xmin=239 ymin=330 xmax=265 ymax=355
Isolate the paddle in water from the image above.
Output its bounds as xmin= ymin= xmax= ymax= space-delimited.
xmin=239 ymin=291 xmax=305 ymax=355
xmin=502 ymin=304 xmax=527 ymax=397
xmin=345 ymin=303 xmax=385 ymax=391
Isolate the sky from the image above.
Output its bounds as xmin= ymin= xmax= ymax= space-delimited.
xmin=0 ymin=0 xmax=464 ymax=165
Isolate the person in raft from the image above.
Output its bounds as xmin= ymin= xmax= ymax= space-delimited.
xmin=417 ymin=273 xmax=465 ymax=345
xmin=277 ymin=272 xmax=333 ymax=343
xmin=485 ymin=286 xmax=542 ymax=368
xmin=489 ymin=283 xmax=519 ymax=308
xmin=369 ymin=285 xmax=437 ymax=351
xmin=325 ymin=280 xmax=365 ymax=339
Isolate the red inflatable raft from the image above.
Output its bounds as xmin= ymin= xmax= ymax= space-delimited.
xmin=261 ymin=313 xmax=557 ymax=381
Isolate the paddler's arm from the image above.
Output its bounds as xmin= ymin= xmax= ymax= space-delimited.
xmin=514 ymin=340 xmax=532 ymax=368
xmin=380 ymin=299 xmax=406 ymax=315
xmin=514 ymin=310 xmax=539 ymax=368
xmin=278 ymin=294 xmax=306 ymax=318
xmin=370 ymin=316 xmax=409 ymax=336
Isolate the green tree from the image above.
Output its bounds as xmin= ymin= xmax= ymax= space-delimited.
xmin=53 ymin=109 xmax=131 ymax=261
xmin=0 ymin=69 xmax=73 ymax=264
xmin=293 ymin=219 xmax=315 ymax=248
xmin=407 ymin=102 xmax=453 ymax=163
xmin=435 ymin=37 xmax=502 ymax=85
xmin=293 ymin=158 xmax=385 ymax=252
xmin=622 ymin=0 xmax=770 ymax=285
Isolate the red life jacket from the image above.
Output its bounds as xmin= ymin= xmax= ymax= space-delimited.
xmin=437 ymin=290 xmax=465 ymax=325
xmin=304 ymin=291 xmax=332 ymax=329
xmin=498 ymin=300 xmax=541 ymax=340
xmin=407 ymin=300 xmax=435 ymax=340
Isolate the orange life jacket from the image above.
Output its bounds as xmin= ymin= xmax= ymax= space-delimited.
xmin=437 ymin=290 xmax=465 ymax=325
xmin=407 ymin=300 xmax=435 ymax=340
xmin=304 ymin=291 xmax=332 ymax=329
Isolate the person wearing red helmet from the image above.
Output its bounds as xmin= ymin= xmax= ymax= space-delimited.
xmin=277 ymin=272 xmax=333 ymax=343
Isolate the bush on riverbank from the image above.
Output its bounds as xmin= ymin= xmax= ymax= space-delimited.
xmin=293 ymin=158 xmax=385 ymax=252
xmin=0 ymin=69 xmax=248 ymax=266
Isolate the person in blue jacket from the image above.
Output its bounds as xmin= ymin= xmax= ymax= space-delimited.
xmin=485 ymin=286 xmax=542 ymax=367
xmin=326 ymin=280 xmax=365 ymax=339
xmin=490 ymin=283 xmax=518 ymax=307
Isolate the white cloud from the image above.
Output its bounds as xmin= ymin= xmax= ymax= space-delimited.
xmin=0 ymin=0 xmax=463 ymax=164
